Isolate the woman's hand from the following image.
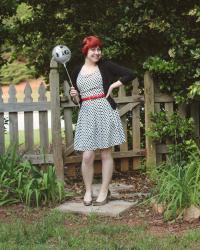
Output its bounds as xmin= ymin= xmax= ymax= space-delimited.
xmin=69 ymin=86 xmax=79 ymax=98
xmin=105 ymin=80 xmax=123 ymax=98
xmin=69 ymin=86 xmax=80 ymax=105
xmin=105 ymin=85 xmax=114 ymax=98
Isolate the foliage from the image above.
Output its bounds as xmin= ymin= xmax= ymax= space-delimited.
xmin=0 ymin=60 xmax=36 ymax=85
xmin=150 ymin=146 xmax=200 ymax=221
xmin=0 ymin=0 xmax=18 ymax=67
xmin=188 ymin=81 xmax=200 ymax=99
xmin=0 ymin=145 xmax=73 ymax=207
xmin=146 ymin=110 xmax=198 ymax=163
xmin=146 ymin=111 xmax=194 ymax=142
xmin=0 ymin=1 xmax=200 ymax=102
xmin=146 ymin=110 xmax=200 ymax=220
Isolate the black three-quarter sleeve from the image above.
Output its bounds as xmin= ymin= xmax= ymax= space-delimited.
xmin=105 ymin=60 xmax=136 ymax=85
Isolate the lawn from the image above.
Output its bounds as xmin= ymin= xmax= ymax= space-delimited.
xmin=1 ymin=208 xmax=200 ymax=250
xmin=4 ymin=128 xmax=53 ymax=148
xmin=4 ymin=128 xmax=68 ymax=149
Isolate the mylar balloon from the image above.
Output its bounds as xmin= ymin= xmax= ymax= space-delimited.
xmin=52 ymin=45 xmax=71 ymax=64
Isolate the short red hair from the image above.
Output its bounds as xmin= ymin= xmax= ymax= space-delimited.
xmin=81 ymin=35 xmax=103 ymax=56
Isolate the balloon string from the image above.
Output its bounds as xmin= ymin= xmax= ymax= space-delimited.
xmin=63 ymin=63 xmax=80 ymax=108
xmin=63 ymin=63 xmax=73 ymax=87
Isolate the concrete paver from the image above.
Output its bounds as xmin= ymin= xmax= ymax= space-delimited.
xmin=55 ymin=183 xmax=141 ymax=217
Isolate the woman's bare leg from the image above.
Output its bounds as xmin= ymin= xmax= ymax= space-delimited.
xmin=96 ymin=147 xmax=114 ymax=202
xmin=81 ymin=150 xmax=95 ymax=201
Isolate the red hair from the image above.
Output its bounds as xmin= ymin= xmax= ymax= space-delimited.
xmin=81 ymin=35 xmax=103 ymax=56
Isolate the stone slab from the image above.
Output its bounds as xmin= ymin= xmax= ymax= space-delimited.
xmin=55 ymin=200 xmax=138 ymax=217
xmin=92 ymin=183 xmax=134 ymax=197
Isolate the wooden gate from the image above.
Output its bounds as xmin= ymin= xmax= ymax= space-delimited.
xmin=2 ymin=59 xmax=198 ymax=181
xmin=50 ymin=59 xmax=146 ymax=179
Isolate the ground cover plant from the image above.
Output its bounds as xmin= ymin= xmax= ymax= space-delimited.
xmin=0 ymin=145 xmax=73 ymax=207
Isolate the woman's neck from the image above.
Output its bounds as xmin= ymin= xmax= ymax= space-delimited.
xmin=84 ymin=58 xmax=97 ymax=67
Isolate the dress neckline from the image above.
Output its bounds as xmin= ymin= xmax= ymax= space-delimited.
xmin=79 ymin=66 xmax=99 ymax=77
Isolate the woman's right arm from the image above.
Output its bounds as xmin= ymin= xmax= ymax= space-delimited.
xmin=70 ymin=66 xmax=81 ymax=105
xmin=69 ymin=87 xmax=80 ymax=104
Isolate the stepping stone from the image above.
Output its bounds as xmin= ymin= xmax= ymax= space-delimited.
xmin=54 ymin=183 xmax=143 ymax=217
xmin=55 ymin=200 xmax=138 ymax=217
xmin=92 ymin=183 xmax=134 ymax=198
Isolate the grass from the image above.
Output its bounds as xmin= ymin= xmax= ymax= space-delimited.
xmin=4 ymin=129 xmax=53 ymax=148
xmin=4 ymin=128 xmax=68 ymax=149
xmin=0 ymin=210 xmax=200 ymax=250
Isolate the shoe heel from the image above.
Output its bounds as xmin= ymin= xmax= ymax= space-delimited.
xmin=83 ymin=191 xmax=93 ymax=206
xmin=93 ymin=189 xmax=111 ymax=206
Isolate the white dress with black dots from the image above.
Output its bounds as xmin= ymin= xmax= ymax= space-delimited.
xmin=73 ymin=67 xmax=126 ymax=151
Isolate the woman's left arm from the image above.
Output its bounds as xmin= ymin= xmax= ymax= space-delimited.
xmin=105 ymin=60 xmax=136 ymax=98
xmin=106 ymin=60 xmax=136 ymax=85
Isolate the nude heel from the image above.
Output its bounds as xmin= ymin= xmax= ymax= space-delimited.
xmin=93 ymin=189 xmax=111 ymax=206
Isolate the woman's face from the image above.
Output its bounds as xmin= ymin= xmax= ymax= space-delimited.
xmin=86 ymin=46 xmax=102 ymax=63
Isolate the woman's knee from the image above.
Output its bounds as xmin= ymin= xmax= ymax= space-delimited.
xmin=100 ymin=147 xmax=113 ymax=161
xmin=82 ymin=150 xmax=95 ymax=165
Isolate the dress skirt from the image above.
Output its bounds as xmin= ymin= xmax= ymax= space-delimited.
xmin=73 ymin=68 xmax=126 ymax=151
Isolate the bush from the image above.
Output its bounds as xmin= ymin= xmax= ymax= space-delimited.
xmin=0 ymin=60 xmax=36 ymax=85
xmin=150 ymin=145 xmax=200 ymax=221
xmin=145 ymin=111 xmax=194 ymax=143
xmin=146 ymin=111 xmax=196 ymax=163
xmin=146 ymin=110 xmax=200 ymax=220
xmin=0 ymin=145 xmax=73 ymax=207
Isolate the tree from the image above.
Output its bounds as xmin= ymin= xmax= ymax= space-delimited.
xmin=1 ymin=1 xmax=200 ymax=101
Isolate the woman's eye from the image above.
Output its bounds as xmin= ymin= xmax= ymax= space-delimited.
xmin=91 ymin=48 xmax=101 ymax=52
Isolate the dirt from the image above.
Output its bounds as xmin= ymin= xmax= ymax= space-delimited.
xmin=1 ymin=170 xmax=200 ymax=237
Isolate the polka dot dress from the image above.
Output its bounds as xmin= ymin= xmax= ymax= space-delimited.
xmin=74 ymin=67 xmax=126 ymax=151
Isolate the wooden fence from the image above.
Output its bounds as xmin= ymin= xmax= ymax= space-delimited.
xmin=145 ymin=74 xmax=200 ymax=167
xmin=0 ymin=82 xmax=53 ymax=161
xmin=0 ymin=59 xmax=199 ymax=181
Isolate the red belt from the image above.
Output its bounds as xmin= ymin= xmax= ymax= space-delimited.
xmin=81 ymin=93 xmax=106 ymax=101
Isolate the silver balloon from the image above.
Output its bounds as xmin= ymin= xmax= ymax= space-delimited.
xmin=52 ymin=45 xmax=80 ymax=107
xmin=52 ymin=45 xmax=71 ymax=64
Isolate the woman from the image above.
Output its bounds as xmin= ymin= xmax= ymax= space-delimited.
xmin=70 ymin=35 xmax=135 ymax=206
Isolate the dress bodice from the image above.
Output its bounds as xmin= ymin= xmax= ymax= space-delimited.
xmin=76 ymin=68 xmax=104 ymax=98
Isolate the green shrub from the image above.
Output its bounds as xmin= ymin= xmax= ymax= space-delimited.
xmin=146 ymin=110 xmax=200 ymax=220
xmin=145 ymin=111 xmax=194 ymax=143
xmin=150 ymin=145 xmax=200 ymax=221
xmin=0 ymin=145 xmax=73 ymax=207
xmin=0 ymin=60 xmax=36 ymax=85
xmin=146 ymin=111 xmax=196 ymax=163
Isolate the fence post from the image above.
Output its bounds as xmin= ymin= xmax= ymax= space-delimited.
xmin=132 ymin=78 xmax=141 ymax=170
xmin=49 ymin=58 xmax=64 ymax=182
xmin=144 ymin=71 xmax=156 ymax=169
